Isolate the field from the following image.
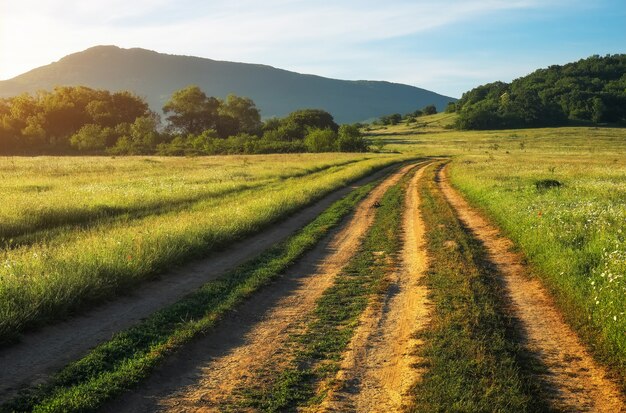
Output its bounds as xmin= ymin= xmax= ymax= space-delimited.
xmin=369 ymin=116 xmax=626 ymax=375
xmin=1 ymin=120 xmax=626 ymax=412
xmin=0 ymin=153 xmax=411 ymax=343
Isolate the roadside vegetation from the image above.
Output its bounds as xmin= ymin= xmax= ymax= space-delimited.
xmin=410 ymin=163 xmax=548 ymax=411
xmin=0 ymin=154 xmax=409 ymax=344
xmin=1 ymin=169 xmax=386 ymax=412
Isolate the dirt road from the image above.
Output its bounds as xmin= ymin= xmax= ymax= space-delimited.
xmin=105 ymin=163 xmax=421 ymax=412
xmin=0 ymin=162 xmax=407 ymax=402
xmin=319 ymin=165 xmax=430 ymax=412
xmin=438 ymin=165 xmax=625 ymax=413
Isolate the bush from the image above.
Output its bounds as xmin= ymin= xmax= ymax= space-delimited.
xmin=304 ymin=128 xmax=338 ymax=152
xmin=337 ymin=124 xmax=368 ymax=152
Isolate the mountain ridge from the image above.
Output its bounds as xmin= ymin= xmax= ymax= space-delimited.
xmin=0 ymin=45 xmax=456 ymax=123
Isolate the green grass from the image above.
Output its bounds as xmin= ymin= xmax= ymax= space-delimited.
xmin=449 ymin=150 xmax=626 ymax=390
xmin=373 ymin=120 xmax=626 ymax=391
xmin=0 ymin=153 xmax=412 ymax=343
xmin=240 ymin=167 xmax=408 ymax=412
xmin=410 ymin=163 xmax=549 ymax=412
xmin=1 ymin=167 xmax=385 ymax=413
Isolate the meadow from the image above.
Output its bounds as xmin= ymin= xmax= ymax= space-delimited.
xmin=0 ymin=153 xmax=409 ymax=343
xmin=370 ymin=116 xmax=626 ymax=382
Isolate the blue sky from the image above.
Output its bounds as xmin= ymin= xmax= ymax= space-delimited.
xmin=1 ymin=0 xmax=624 ymax=97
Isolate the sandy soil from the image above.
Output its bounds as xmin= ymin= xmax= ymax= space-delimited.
xmin=0 ymin=162 xmax=404 ymax=402
xmin=104 ymin=163 xmax=420 ymax=413
xmin=317 ymin=164 xmax=431 ymax=413
xmin=438 ymin=164 xmax=625 ymax=413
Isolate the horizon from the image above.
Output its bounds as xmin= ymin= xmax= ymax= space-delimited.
xmin=1 ymin=1 xmax=625 ymax=97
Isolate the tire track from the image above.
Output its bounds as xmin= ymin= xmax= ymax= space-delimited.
xmin=438 ymin=164 xmax=625 ymax=413
xmin=318 ymin=164 xmax=431 ymax=413
xmin=0 ymin=162 xmax=405 ymax=402
xmin=106 ymin=163 xmax=420 ymax=413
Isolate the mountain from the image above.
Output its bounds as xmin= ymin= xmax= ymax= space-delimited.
xmin=0 ymin=46 xmax=456 ymax=123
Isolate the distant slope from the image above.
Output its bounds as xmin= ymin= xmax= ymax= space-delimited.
xmin=455 ymin=54 xmax=626 ymax=129
xmin=0 ymin=46 xmax=456 ymax=123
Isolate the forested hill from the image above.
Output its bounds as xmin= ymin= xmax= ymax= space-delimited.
xmin=0 ymin=45 xmax=455 ymax=123
xmin=455 ymin=54 xmax=626 ymax=129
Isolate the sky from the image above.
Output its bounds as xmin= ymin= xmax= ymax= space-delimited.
xmin=1 ymin=0 xmax=624 ymax=98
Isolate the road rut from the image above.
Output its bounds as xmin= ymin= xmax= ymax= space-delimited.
xmin=106 ymin=163 xmax=420 ymax=412
xmin=438 ymin=164 xmax=625 ymax=413
xmin=319 ymin=164 xmax=430 ymax=413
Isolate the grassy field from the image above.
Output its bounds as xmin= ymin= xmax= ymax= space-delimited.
xmin=370 ymin=115 xmax=626 ymax=386
xmin=0 ymin=153 xmax=409 ymax=343
xmin=3 ymin=172 xmax=382 ymax=412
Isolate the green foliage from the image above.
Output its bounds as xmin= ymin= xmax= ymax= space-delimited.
xmin=162 ymin=85 xmax=220 ymax=136
xmin=284 ymin=109 xmax=339 ymax=136
xmin=304 ymin=128 xmax=338 ymax=152
xmin=456 ymin=54 xmax=626 ymax=129
xmin=0 ymin=84 xmax=361 ymax=155
xmin=337 ymin=124 xmax=368 ymax=152
xmin=220 ymin=94 xmax=262 ymax=135
xmin=380 ymin=113 xmax=402 ymax=125
xmin=69 ymin=124 xmax=113 ymax=152
xmin=0 ymin=87 xmax=150 ymax=154
xmin=107 ymin=115 xmax=162 ymax=155
xmin=421 ymin=104 xmax=437 ymax=115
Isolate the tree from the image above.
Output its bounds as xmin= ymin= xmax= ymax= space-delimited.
xmin=70 ymin=124 xmax=112 ymax=151
xmin=220 ymin=94 xmax=262 ymax=135
xmin=285 ymin=109 xmax=338 ymax=138
xmin=380 ymin=113 xmax=402 ymax=125
xmin=163 ymin=85 xmax=219 ymax=135
xmin=304 ymin=128 xmax=337 ymax=152
xmin=337 ymin=124 xmax=368 ymax=152
xmin=422 ymin=104 xmax=437 ymax=115
xmin=109 ymin=115 xmax=160 ymax=155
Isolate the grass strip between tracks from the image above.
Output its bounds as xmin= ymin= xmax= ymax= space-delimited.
xmin=239 ymin=166 xmax=411 ymax=412
xmin=409 ymin=163 xmax=550 ymax=412
xmin=1 ymin=170 xmax=389 ymax=413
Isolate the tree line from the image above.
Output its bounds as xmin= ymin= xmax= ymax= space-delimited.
xmin=454 ymin=54 xmax=626 ymax=129
xmin=0 ymin=85 xmax=368 ymax=155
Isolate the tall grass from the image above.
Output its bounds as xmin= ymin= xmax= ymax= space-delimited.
xmin=449 ymin=152 xmax=626 ymax=387
xmin=373 ymin=121 xmax=626 ymax=386
xmin=0 ymin=155 xmax=367 ymax=244
xmin=0 ymin=154 xmax=410 ymax=343
xmin=2 ymin=175 xmax=379 ymax=413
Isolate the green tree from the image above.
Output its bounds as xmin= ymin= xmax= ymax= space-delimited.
xmin=109 ymin=115 xmax=160 ymax=155
xmin=220 ymin=94 xmax=262 ymax=135
xmin=163 ymin=85 xmax=219 ymax=135
xmin=285 ymin=109 xmax=338 ymax=139
xmin=70 ymin=124 xmax=112 ymax=151
xmin=304 ymin=128 xmax=337 ymax=152
xmin=422 ymin=104 xmax=437 ymax=115
xmin=337 ymin=124 xmax=368 ymax=152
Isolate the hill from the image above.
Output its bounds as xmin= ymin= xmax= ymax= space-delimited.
xmin=0 ymin=46 xmax=455 ymax=124
xmin=455 ymin=54 xmax=626 ymax=129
